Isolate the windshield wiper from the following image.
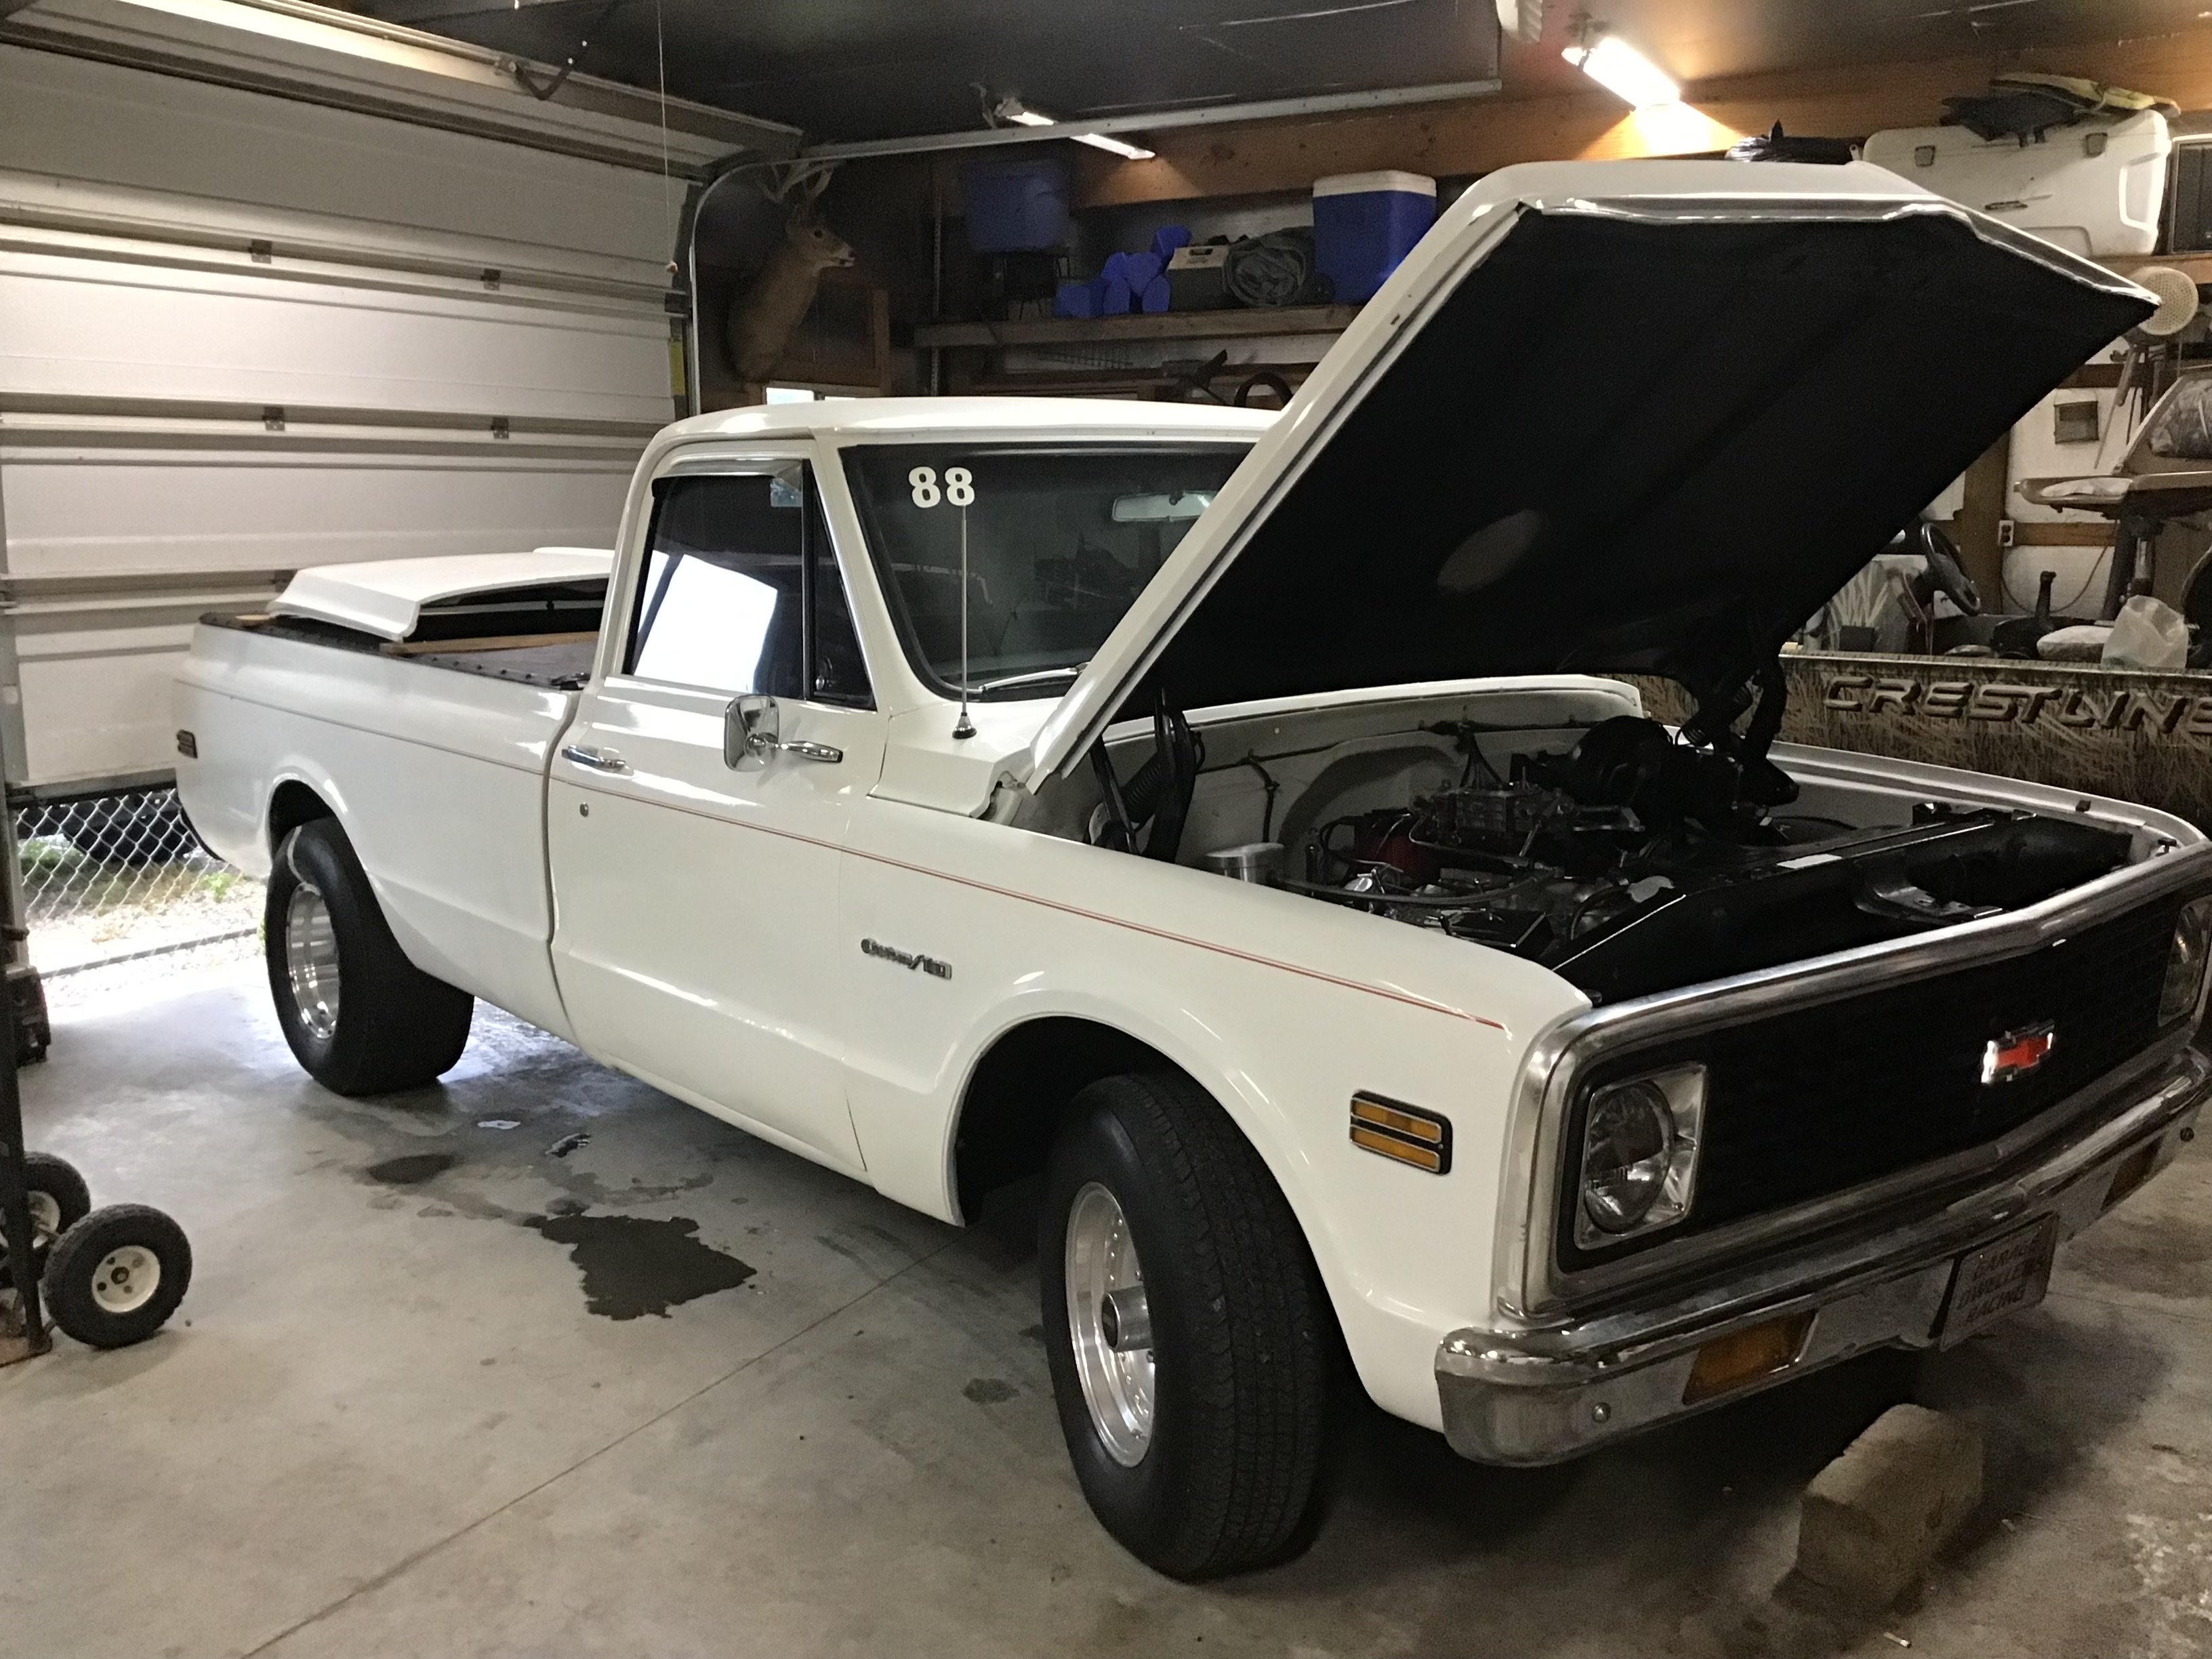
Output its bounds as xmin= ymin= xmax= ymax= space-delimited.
xmin=960 ymin=663 xmax=1089 ymax=698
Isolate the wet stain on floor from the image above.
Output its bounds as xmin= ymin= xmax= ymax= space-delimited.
xmin=523 ymin=1212 xmax=756 ymax=1319
xmin=364 ymin=1152 xmax=457 ymax=1186
xmin=963 ymin=1377 xmax=1017 ymax=1404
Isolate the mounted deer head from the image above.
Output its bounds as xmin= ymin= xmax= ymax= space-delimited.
xmin=724 ymin=211 xmax=857 ymax=401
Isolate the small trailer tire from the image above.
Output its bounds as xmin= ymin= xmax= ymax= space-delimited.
xmin=22 ymin=1151 xmax=92 ymax=1261
xmin=45 ymin=1204 xmax=192 ymax=1349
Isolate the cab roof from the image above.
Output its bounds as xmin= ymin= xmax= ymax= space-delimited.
xmin=657 ymin=396 xmax=1279 ymax=446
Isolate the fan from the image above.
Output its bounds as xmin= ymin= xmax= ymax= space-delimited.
xmin=2129 ymin=264 xmax=2201 ymax=340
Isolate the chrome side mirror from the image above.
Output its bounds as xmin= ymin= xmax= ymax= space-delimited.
xmin=724 ymin=694 xmax=779 ymax=769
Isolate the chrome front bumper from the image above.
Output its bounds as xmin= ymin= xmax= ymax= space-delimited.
xmin=1436 ymin=1048 xmax=2211 ymax=1465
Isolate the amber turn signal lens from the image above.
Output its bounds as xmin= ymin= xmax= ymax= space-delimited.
xmin=1348 ymin=1094 xmax=1452 ymax=1174
xmin=1682 ymin=1314 xmax=1811 ymax=1406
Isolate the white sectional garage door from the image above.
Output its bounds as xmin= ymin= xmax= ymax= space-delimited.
xmin=0 ymin=43 xmax=685 ymax=786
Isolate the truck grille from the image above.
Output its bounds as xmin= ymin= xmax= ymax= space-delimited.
xmin=1560 ymin=895 xmax=2186 ymax=1269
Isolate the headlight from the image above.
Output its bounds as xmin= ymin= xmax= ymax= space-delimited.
xmin=1576 ymin=1065 xmax=1705 ymax=1248
xmin=2159 ymin=895 xmax=2212 ymax=1028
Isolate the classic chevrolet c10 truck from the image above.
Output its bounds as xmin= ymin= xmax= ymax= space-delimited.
xmin=175 ymin=160 xmax=2211 ymax=1578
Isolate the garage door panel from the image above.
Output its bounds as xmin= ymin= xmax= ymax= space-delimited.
xmin=0 ymin=41 xmax=691 ymax=783
xmin=4 ymin=439 xmax=638 ymax=785
xmin=0 ymin=44 xmax=683 ymax=281
xmin=2 ymin=437 xmax=638 ymax=577
xmin=2 ymin=251 xmax=674 ymax=423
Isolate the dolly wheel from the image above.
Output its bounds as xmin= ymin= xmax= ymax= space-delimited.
xmin=45 ymin=1205 xmax=192 ymax=1349
xmin=22 ymin=1153 xmax=92 ymax=1261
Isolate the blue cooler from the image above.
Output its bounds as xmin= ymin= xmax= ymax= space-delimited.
xmin=1311 ymin=170 xmax=1435 ymax=302
xmin=961 ymin=156 xmax=1072 ymax=252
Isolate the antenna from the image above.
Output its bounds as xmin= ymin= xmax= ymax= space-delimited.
xmin=952 ymin=503 xmax=976 ymax=739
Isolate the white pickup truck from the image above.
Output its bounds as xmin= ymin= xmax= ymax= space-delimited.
xmin=177 ymin=161 xmax=2211 ymax=1579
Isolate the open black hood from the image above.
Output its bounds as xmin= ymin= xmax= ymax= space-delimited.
xmin=1124 ymin=186 xmax=2151 ymax=720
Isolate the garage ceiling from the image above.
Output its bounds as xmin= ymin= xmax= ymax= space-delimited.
xmin=1502 ymin=0 xmax=2212 ymax=98
xmin=332 ymin=0 xmax=2205 ymax=145
xmin=333 ymin=0 xmax=1502 ymax=144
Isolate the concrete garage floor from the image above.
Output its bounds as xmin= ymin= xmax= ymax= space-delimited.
xmin=5 ymin=962 xmax=2211 ymax=1659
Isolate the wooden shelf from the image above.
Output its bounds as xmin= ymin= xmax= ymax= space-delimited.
xmin=913 ymin=304 xmax=1361 ymax=350
xmin=2104 ymin=252 xmax=2212 ymax=281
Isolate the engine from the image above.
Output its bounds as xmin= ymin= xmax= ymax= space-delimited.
xmin=1297 ymin=716 xmax=1770 ymax=959
xmin=1284 ymin=716 xmax=2132 ymax=1002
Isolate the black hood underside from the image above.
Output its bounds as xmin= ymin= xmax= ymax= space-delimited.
xmin=1134 ymin=208 xmax=2150 ymax=714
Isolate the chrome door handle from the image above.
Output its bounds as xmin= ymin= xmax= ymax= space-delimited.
xmin=560 ymin=744 xmax=630 ymax=774
xmin=781 ymin=739 xmax=843 ymax=764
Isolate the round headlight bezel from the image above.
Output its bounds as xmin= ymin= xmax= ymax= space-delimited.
xmin=1580 ymin=1081 xmax=1674 ymax=1235
xmin=2158 ymin=895 xmax=2212 ymax=1027
xmin=1574 ymin=1065 xmax=1706 ymax=1250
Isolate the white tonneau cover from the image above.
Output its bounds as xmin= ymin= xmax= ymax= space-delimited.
xmin=268 ymin=548 xmax=614 ymax=642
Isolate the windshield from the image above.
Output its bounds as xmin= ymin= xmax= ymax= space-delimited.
xmin=845 ymin=443 xmax=1249 ymax=698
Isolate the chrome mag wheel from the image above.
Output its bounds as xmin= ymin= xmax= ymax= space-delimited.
xmin=284 ymin=882 xmax=341 ymax=1040
xmin=1065 ymin=1181 xmax=1155 ymax=1467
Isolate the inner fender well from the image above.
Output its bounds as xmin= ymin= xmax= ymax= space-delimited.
xmin=953 ymin=1017 xmax=1167 ymax=1223
xmin=268 ymin=779 xmax=335 ymax=855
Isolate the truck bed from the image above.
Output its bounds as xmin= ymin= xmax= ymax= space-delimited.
xmin=203 ymin=613 xmax=596 ymax=690
xmin=179 ymin=606 xmax=584 ymax=1040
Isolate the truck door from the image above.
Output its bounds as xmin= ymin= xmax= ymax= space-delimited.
xmin=548 ymin=457 xmax=882 ymax=1170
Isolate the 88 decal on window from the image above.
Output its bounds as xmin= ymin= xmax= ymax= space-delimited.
xmin=907 ymin=466 xmax=975 ymax=508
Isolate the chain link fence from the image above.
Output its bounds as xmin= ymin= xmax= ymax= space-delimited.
xmin=14 ymin=785 xmax=262 ymax=978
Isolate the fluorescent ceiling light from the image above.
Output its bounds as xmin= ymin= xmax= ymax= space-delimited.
xmin=1563 ymin=34 xmax=1679 ymax=108
xmin=996 ymin=98 xmax=1156 ymax=161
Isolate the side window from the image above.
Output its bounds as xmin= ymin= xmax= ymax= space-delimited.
xmin=629 ymin=473 xmax=802 ymax=697
xmin=626 ymin=469 xmax=871 ymax=708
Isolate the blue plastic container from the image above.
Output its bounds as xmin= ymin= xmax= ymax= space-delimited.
xmin=961 ymin=155 xmax=1072 ymax=253
xmin=1311 ymin=170 xmax=1436 ymax=302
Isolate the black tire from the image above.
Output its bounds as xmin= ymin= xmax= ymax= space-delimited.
xmin=49 ymin=794 xmax=201 ymax=865
xmin=1040 ymin=1071 xmax=1336 ymax=1580
xmin=23 ymin=1152 xmax=91 ymax=1260
xmin=266 ymin=819 xmax=473 ymax=1095
xmin=45 ymin=1204 xmax=192 ymax=1349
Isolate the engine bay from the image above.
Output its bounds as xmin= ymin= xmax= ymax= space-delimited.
xmin=1075 ymin=699 xmax=2136 ymax=1005
xmin=1288 ymin=714 xmax=2130 ymax=1001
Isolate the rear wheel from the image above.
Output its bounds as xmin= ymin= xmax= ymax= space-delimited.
xmin=1041 ymin=1071 xmax=1337 ymax=1579
xmin=266 ymin=819 xmax=472 ymax=1094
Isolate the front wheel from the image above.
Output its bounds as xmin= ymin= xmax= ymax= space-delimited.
xmin=45 ymin=1204 xmax=192 ymax=1349
xmin=266 ymin=819 xmax=473 ymax=1094
xmin=1041 ymin=1072 xmax=1337 ymax=1579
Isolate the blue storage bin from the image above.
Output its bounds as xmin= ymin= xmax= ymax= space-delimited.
xmin=1311 ymin=170 xmax=1435 ymax=302
xmin=961 ymin=156 xmax=1072 ymax=253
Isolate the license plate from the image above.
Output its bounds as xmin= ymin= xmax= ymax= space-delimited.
xmin=1936 ymin=1218 xmax=2059 ymax=1349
